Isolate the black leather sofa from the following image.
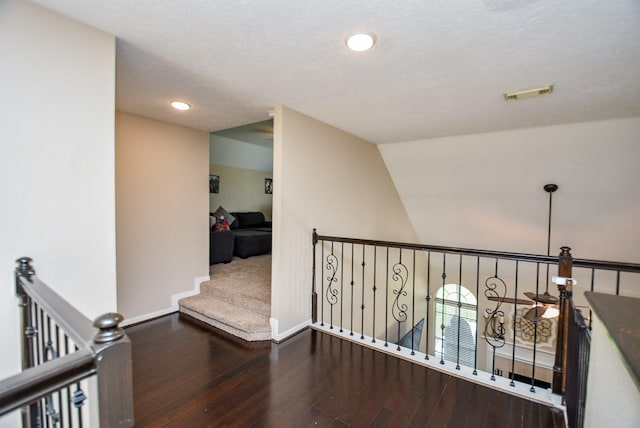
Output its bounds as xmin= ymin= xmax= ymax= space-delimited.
xmin=209 ymin=229 xmax=234 ymax=264
xmin=209 ymin=211 xmax=272 ymax=264
xmin=229 ymin=211 xmax=272 ymax=259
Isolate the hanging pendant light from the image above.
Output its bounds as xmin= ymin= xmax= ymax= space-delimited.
xmin=523 ymin=184 xmax=560 ymax=321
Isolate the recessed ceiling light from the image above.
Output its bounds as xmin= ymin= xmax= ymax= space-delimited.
xmin=170 ymin=101 xmax=191 ymax=111
xmin=346 ymin=33 xmax=376 ymax=52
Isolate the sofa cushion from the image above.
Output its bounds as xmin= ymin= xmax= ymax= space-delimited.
xmin=233 ymin=229 xmax=271 ymax=258
xmin=233 ymin=212 xmax=266 ymax=229
xmin=212 ymin=206 xmax=236 ymax=226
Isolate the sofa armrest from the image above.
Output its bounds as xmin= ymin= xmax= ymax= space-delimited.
xmin=210 ymin=230 xmax=234 ymax=264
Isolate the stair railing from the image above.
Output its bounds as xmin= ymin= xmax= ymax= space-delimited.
xmin=554 ymin=248 xmax=640 ymax=428
xmin=312 ymin=230 xmax=640 ymax=406
xmin=0 ymin=257 xmax=134 ymax=427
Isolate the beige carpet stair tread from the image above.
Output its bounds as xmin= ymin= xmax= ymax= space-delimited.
xmin=178 ymin=254 xmax=272 ymax=342
xmin=200 ymin=283 xmax=270 ymax=317
xmin=179 ymin=295 xmax=270 ymax=341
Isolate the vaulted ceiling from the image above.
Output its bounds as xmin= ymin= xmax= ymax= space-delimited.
xmin=32 ymin=0 xmax=640 ymax=144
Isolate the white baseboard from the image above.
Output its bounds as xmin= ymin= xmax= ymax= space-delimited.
xmin=270 ymin=318 xmax=312 ymax=342
xmin=121 ymin=275 xmax=209 ymax=327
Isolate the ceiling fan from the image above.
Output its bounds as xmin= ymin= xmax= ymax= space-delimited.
xmin=488 ymin=184 xmax=560 ymax=321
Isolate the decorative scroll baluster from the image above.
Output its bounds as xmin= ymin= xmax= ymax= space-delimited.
xmin=410 ymin=250 xmax=416 ymax=355
xmin=324 ymin=242 xmax=339 ymax=329
xmin=340 ymin=243 xmax=344 ymax=333
xmin=392 ymin=249 xmax=408 ymax=351
xmin=360 ymin=245 xmax=366 ymax=340
xmin=484 ymin=260 xmax=507 ymax=381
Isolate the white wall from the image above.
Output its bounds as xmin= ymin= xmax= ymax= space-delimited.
xmin=585 ymin=309 xmax=640 ymax=427
xmin=0 ymin=1 xmax=116 ymax=425
xmin=209 ymin=163 xmax=273 ymax=219
xmin=379 ymin=117 xmax=640 ymax=263
xmin=210 ymin=134 xmax=273 ymax=172
xmin=116 ymin=112 xmax=209 ymax=322
xmin=271 ymin=106 xmax=417 ymax=338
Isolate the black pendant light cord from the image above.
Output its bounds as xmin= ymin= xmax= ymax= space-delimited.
xmin=544 ymin=184 xmax=558 ymax=294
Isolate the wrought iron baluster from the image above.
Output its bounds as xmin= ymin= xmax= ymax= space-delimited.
xmin=484 ymin=259 xmax=507 ymax=381
xmin=320 ymin=243 xmax=325 ymax=327
xmin=350 ymin=244 xmax=354 ymax=336
xmin=72 ymin=384 xmax=87 ymax=428
xmin=440 ymin=254 xmax=447 ymax=365
xmin=340 ymin=243 xmax=344 ymax=333
xmin=311 ymin=230 xmax=318 ymax=324
xmin=384 ymin=247 xmax=389 ymax=347
xmin=37 ymin=304 xmax=46 ymax=428
xmin=64 ymin=335 xmax=73 ymax=428
xmin=473 ymin=256 xmax=479 ymax=375
xmin=372 ymin=245 xmax=377 ymax=343
xmin=360 ymin=245 xmax=366 ymax=340
xmin=410 ymin=250 xmax=416 ymax=355
xmin=392 ymin=249 xmax=408 ymax=351
xmin=508 ymin=261 xmax=518 ymax=387
xmin=424 ymin=250 xmax=431 ymax=360
xmin=455 ymin=256 xmax=462 ymax=370
xmin=43 ymin=338 xmax=61 ymax=427
xmin=529 ymin=263 xmax=540 ymax=392
xmin=615 ymin=270 xmax=621 ymax=295
xmin=325 ymin=242 xmax=339 ymax=330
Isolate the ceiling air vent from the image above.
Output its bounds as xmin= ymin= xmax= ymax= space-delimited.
xmin=504 ymin=84 xmax=554 ymax=101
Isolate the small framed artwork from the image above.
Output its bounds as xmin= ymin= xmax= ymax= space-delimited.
xmin=209 ymin=175 xmax=220 ymax=194
xmin=265 ymin=178 xmax=273 ymax=194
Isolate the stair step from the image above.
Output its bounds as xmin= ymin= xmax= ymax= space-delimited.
xmin=200 ymin=282 xmax=270 ymax=317
xmin=179 ymin=295 xmax=270 ymax=342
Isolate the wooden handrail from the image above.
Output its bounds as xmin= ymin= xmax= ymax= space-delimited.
xmin=0 ymin=350 xmax=95 ymax=416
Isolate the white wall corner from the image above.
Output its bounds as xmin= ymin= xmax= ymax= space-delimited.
xmin=270 ymin=317 xmax=312 ymax=342
xmin=170 ymin=275 xmax=209 ymax=309
xmin=121 ymin=275 xmax=209 ymax=327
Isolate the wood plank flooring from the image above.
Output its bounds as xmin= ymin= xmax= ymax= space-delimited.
xmin=126 ymin=313 xmax=563 ymax=427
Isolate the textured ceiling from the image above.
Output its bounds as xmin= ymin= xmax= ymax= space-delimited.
xmin=32 ymin=0 xmax=640 ymax=144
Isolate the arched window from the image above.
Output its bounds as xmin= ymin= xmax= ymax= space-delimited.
xmin=434 ymin=283 xmax=477 ymax=367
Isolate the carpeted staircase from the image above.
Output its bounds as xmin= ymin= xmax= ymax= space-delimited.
xmin=179 ymin=254 xmax=271 ymax=341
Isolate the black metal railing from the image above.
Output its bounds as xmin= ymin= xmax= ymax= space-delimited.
xmin=311 ymin=230 xmax=640 ymax=408
xmin=0 ymin=257 xmax=134 ymax=427
xmin=565 ymin=294 xmax=590 ymax=428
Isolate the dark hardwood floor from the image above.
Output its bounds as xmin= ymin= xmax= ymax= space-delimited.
xmin=126 ymin=313 xmax=563 ymax=427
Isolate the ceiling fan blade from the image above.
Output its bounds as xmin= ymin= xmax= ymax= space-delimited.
xmin=487 ymin=296 xmax=532 ymax=305
xmin=524 ymin=305 xmax=547 ymax=321
xmin=523 ymin=291 xmax=559 ymax=305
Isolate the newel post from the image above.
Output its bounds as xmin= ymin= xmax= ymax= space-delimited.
xmin=553 ymin=246 xmax=573 ymax=395
xmin=15 ymin=257 xmax=41 ymax=428
xmin=312 ymin=229 xmax=318 ymax=323
xmin=92 ymin=312 xmax=134 ymax=427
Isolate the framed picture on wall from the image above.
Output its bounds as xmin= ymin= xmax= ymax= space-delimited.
xmin=209 ymin=175 xmax=220 ymax=194
xmin=265 ymin=178 xmax=273 ymax=194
